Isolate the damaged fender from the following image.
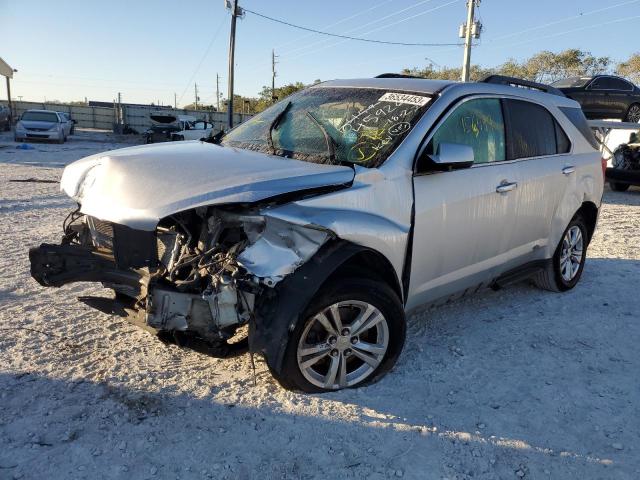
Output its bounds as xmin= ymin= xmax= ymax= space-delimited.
xmin=237 ymin=216 xmax=331 ymax=285
xmin=251 ymin=240 xmax=376 ymax=374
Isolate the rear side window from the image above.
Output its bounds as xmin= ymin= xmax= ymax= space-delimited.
xmin=558 ymin=106 xmax=600 ymax=150
xmin=608 ymin=78 xmax=633 ymax=91
xmin=428 ymin=98 xmax=505 ymax=164
xmin=503 ymin=99 xmax=557 ymax=159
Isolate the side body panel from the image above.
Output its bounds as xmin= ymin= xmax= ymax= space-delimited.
xmin=408 ymin=163 xmax=519 ymax=311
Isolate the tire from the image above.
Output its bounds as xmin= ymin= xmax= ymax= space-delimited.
xmin=534 ymin=214 xmax=588 ymax=292
xmin=625 ymin=103 xmax=640 ymax=123
xmin=610 ymin=181 xmax=630 ymax=192
xmin=271 ymin=277 xmax=406 ymax=393
xmin=57 ymin=136 xmax=64 ymax=144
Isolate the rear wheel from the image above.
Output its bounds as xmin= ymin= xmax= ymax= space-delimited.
xmin=534 ymin=214 xmax=588 ymax=292
xmin=610 ymin=181 xmax=630 ymax=192
xmin=271 ymin=277 xmax=406 ymax=392
xmin=625 ymin=103 xmax=640 ymax=123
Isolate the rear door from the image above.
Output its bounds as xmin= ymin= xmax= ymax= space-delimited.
xmin=586 ymin=77 xmax=618 ymax=118
xmin=605 ymin=77 xmax=635 ymax=119
xmin=502 ymin=98 xmax=572 ymax=266
xmin=408 ymin=97 xmax=519 ymax=309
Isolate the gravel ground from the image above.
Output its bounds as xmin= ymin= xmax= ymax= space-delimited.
xmin=0 ymin=134 xmax=639 ymax=480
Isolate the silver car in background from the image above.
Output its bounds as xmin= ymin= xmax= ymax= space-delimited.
xmin=15 ymin=109 xmax=67 ymax=143
xmin=29 ymin=76 xmax=604 ymax=392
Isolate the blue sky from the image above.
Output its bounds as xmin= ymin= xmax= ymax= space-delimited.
xmin=1 ymin=0 xmax=638 ymax=106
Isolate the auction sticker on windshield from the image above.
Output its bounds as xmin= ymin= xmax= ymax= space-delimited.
xmin=378 ymin=92 xmax=431 ymax=106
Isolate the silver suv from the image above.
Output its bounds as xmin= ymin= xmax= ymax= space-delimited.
xmin=29 ymin=75 xmax=604 ymax=392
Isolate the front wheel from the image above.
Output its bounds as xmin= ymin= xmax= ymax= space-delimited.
xmin=534 ymin=214 xmax=588 ymax=292
xmin=272 ymin=277 xmax=406 ymax=392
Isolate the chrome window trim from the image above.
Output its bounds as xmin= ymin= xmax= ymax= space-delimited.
xmin=414 ymin=93 xmax=574 ymax=174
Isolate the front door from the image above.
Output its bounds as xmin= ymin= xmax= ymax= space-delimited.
xmin=407 ymin=97 xmax=519 ymax=310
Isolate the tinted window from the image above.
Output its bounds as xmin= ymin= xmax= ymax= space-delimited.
xmin=555 ymin=121 xmax=571 ymax=154
xmin=558 ymin=106 xmax=600 ymax=150
xmin=608 ymin=78 xmax=633 ymax=91
xmin=428 ymin=98 xmax=505 ymax=164
xmin=589 ymin=77 xmax=630 ymax=90
xmin=503 ymin=99 xmax=556 ymax=159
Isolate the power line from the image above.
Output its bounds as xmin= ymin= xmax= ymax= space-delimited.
xmin=242 ymin=7 xmax=463 ymax=47
xmin=276 ymin=0 xmax=444 ymax=57
xmin=485 ymin=0 xmax=640 ymax=43
xmin=272 ymin=0 xmax=397 ymax=52
xmin=280 ymin=0 xmax=463 ymax=64
xmin=177 ymin=16 xmax=227 ymax=107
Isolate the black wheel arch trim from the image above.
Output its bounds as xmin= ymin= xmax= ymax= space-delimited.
xmin=250 ymin=239 xmax=401 ymax=374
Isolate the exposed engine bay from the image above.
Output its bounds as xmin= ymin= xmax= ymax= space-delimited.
xmin=30 ymin=206 xmax=331 ymax=354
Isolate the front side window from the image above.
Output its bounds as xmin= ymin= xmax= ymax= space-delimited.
xmin=222 ymin=87 xmax=432 ymax=168
xmin=427 ymin=98 xmax=505 ymax=164
xmin=589 ymin=77 xmax=616 ymax=90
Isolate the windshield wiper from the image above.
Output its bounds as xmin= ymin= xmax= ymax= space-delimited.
xmin=305 ymin=110 xmax=336 ymax=164
xmin=267 ymin=101 xmax=292 ymax=155
xmin=206 ymin=129 xmax=225 ymax=144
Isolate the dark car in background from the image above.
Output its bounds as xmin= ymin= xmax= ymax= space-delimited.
xmin=552 ymin=75 xmax=640 ymax=123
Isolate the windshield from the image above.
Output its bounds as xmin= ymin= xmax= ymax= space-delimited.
xmin=21 ymin=111 xmax=59 ymax=122
xmin=221 ymin=87 xmax=432 ymax=168
xmin=552 ymin=77 xmax=592 ymax=88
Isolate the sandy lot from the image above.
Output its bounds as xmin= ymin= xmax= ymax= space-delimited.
xmin=0 ymin=133 xmax=639 ymax=480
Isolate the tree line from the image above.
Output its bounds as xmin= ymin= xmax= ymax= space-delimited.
xmin=187 ymin=49 xmax=639 ymax=115
xmin=403 ymin=49 xmax=640 ymax=84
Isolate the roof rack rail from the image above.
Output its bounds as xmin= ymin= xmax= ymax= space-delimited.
xmin=479 ymin=75 xmax=565 ymax=97
xmin=375 ymin=73 xmax=422 ymax=79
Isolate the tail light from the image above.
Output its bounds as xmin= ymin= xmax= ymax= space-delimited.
xmin=601 ymin=157 xmax=607 ymax=181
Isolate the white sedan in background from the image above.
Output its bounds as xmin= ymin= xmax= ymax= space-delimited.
xmin=171 ymin=119 xmax=215 ymax=141
xmin=14 ymin=110 xmax=67 ymax=143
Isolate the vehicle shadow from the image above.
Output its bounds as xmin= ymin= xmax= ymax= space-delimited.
xmin=2 ymin=259 xmax=637 ymax=479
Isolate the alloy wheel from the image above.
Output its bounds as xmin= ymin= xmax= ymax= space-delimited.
xmin=560 ymin=225 xmax=583 ymax=282
xmin=627 ymin=105 xmax=640 ymax=123
xmin=296 ymin=300 xmax=389 ymax=390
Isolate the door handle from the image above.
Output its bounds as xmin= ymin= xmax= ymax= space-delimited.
xmin=562 ymin=166 xmax=576 ymax=175
xmin=496 ymin=181 xmax=518 ymax=194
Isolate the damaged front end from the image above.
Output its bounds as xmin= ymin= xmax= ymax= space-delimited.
xmin=30 ymin=206 xmax=331 ymax=355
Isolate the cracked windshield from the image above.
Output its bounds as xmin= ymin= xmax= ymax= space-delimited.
xmin=221 ymin=87 xmax=432 ymax=168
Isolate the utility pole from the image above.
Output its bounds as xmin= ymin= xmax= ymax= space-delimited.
xmin=174 ymin=92 xmax=177 ymax=109
xmin=117 ymin=92 xmax=122 ymax=133
xmin=225 ymin=0 xmax=243 ymax=129
xmin=216 ymin=73 xmax=220 ymax=112
xmin=460 ymin=0 xmax=481 ymax=82
xmin=194 ymin=83 xmax=199 ymax=110
xmin=271 ymin=49 xmax=278 ymax=103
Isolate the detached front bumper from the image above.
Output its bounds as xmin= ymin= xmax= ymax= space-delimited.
xmin=29 ymin=243 xmax=146 ymax=295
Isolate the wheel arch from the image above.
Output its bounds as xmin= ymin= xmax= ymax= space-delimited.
xmin=576 ymin=200 xmax=599 ymax=244
xmin=251 ymin=239 xmax=402 ymax=375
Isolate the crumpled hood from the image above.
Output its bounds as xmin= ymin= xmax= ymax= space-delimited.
xmin=61 ymin=141 xmax=354 ymax=230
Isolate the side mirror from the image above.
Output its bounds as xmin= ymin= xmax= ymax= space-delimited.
xmin=420 ymin=143 xmax=474 ymax=172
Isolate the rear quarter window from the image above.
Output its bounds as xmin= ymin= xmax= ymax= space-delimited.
xmin=558 ymin=107 xmax=599 ymax=150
